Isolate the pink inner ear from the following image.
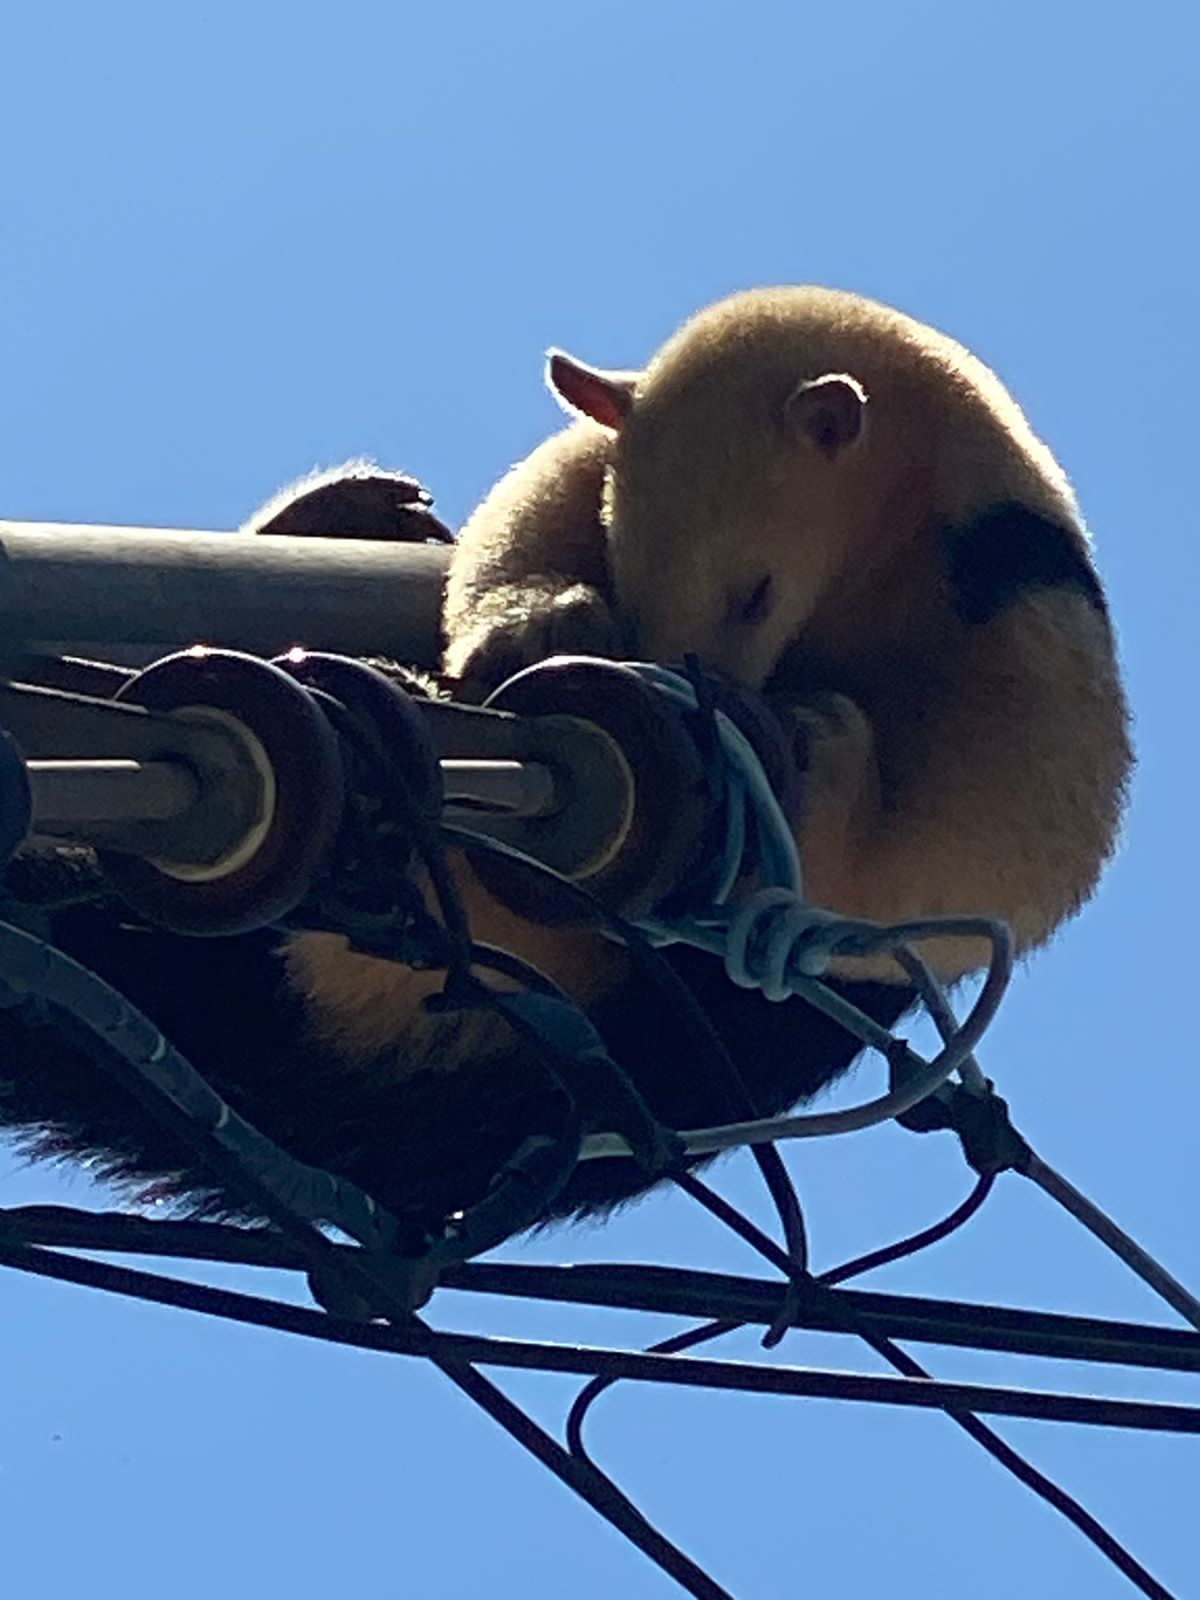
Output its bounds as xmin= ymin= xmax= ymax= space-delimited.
xmin=547 ymin=351 xmax=636 ymax=430
xmin=787 ymin=374 xmax=867 ymax=459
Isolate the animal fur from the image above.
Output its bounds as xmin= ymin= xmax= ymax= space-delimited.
xmin=438 ymin=286 xmax=1130 ymax=981
xmin=243 ymin=458 xmax=453 ymax=543
xmin=0 ymin=289 xmax=1131 ymax=1234
xmin=297 ymin=287 xmax=1131 ymax=1077
xmin=289 ymin=285 xmax=1131 ymax=1229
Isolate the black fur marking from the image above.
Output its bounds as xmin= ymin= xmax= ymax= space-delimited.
xmin=944 ymin=503 xmax=1105 ymax=625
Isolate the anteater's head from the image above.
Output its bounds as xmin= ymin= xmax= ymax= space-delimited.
xmin=548 ymin=288 xmax=944 ymax=689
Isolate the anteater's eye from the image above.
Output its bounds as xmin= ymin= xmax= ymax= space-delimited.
xmin=730 ymin=574 xmax=775 ymax=627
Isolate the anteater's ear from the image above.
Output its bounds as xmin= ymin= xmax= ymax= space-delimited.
xmin=547 ymin=349 xmax=638 ymax=430
xmin=784 ymin=373 xmax=868 ymax=460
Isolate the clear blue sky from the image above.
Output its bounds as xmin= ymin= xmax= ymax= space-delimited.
xmin=1 ymin=3 xmax=1196 ymax=1596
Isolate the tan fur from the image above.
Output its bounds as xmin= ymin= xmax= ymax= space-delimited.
xmin=597 ymin=290 xmax=1077 ymax=686
xmin=774 ymin=594 xmax=1128 ymax=977
xmin=443 ymin=424 xmax=617 ymax=678
xmin=287 ymin=857 xmax=625 ymax=1072
xmin=307 ymin=286 xmax=1131 ymax=1050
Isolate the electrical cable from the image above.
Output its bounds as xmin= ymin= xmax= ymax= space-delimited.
xmin=0 ymin=659 xmax=1194 ymax=1600
xmin=1020 ymin=1153 xmax=1200 ymax=1337
xmin=673 ymin=1171 xmax=1180 ymax=1600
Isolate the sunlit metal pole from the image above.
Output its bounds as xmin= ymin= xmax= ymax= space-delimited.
xmin=0 ymin=521 xmax=451 ymax=666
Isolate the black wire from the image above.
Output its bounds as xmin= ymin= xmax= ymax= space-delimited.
xmin=440 ymin=823 xmax=811 ymax=1273
xmin=217 ymin=681 xmax=754 ymax=1593
xmin=422 ymin=1333 xmax=735 ymax=1600
xmin=0 ymin=941 xmax=1179 ymax=1600
xmin=0 ymin=990 xmax=1182 ymax=1598
xmin=673 ymin=1172 xmax=1178 ymax=1600
xmin=329 ymin=689 xmax=808 ymax=1267
xmin=1 ymin=674 xmax=1182 ymax=1600
xmin=566 ymin=1320 xmax=738 ymax=1465
xmin=434 ymin=815 xmax=824 ymax=1577
xmin=2 ymin=1232 xmax=1195 ymax=1433
xmin=4 ymin=1210 xmax=1195 ymax=1376
xmin=0 ymin=920 xmax=380 ymax=1314
xmin=311 ymin=695 xmax=749 ymax=1592
xmin=1 ymin=679 xmax=772 ymax=1600
xmin=566 ymin=1173 xmax=997 ymax=1464
xmin=895 ymin=1370 xmax=1179 ymax=1600
xmin=314 ymin=692 xmax=475 ymax=976
xmin=0 ymin=1023 xmax=722 ymax=1600
xmin=0 ymin=1222 xmax=1190 ymax=1600
xmin=0 ymin=1225 xmax=726 ymax=1599
xmin=818 ymin=1173 xmax=996 ymax=1286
